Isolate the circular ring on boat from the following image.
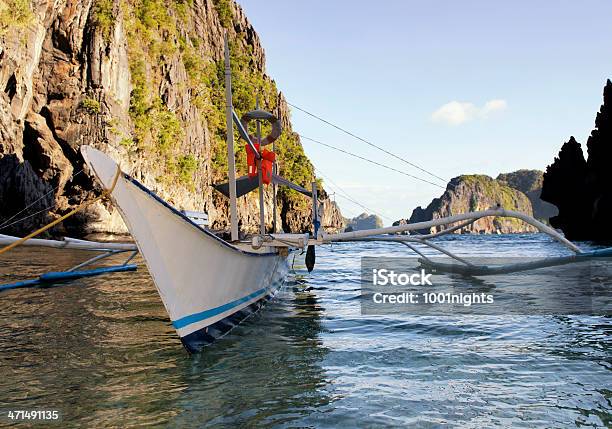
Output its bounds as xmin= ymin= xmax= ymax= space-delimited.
xmin=240 ymin=109 xmax=282 ymax=146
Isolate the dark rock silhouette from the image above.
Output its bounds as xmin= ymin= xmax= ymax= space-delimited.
xmin=541 ymin=80 xmax=612 ymax=243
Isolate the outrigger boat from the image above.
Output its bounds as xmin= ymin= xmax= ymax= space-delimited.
xmin=81 ymin=139 xmax=612 ymax=353
xmin=80 ymin=35 xmax=316 ymax=353
xmin=81 ymin=146 xmax=298 ymax=353
xmin=2 ymin=35 xmax=612 ymax=353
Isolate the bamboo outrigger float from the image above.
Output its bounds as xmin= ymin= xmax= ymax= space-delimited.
xmin=0 ymin=234 xmax=138 ymax=291
xmin=2 ymin=33 xmax=612 ymax=354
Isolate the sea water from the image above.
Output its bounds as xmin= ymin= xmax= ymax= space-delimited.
xmin=0 ymin=234 xmax=610 ymax=427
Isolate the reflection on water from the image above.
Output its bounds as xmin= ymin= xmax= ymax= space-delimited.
xmin=0 ymin=234 xmax=610 ymax=427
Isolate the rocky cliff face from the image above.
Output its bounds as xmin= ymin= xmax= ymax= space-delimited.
xmin=496 ymin=169 xmax=557 ymax=220
xmin=344 ymin=212 xmax=382 ymax=232
xmin=541 ymin=80 xmax=612 ymax=243
xmin=395 ymin=174 xmax=537 ymax=235
xmin=0 ymin=0 xmax=343 ymax=237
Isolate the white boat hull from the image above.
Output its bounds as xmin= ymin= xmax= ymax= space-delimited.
xmin=81 ymin=146 xmax=290 ymax=353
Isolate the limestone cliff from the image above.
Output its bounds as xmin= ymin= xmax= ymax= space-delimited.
xmin=344 ymin=213 xmax=382 ymax=232
xmin=541 ymin=80 xmax=612 ymax=243
xmin=0 ymin=0 xmax=343 ymax=237
xmin=496 ymin=169 xmax=557 ymax=221
xmin=395 ymin=175 xmax=537 ymax=235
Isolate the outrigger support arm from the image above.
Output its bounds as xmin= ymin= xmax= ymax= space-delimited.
xmin=0 ymin=234 xmax=137 ymax=251
xmin=320 ymin=207 xmax=583 ymax=254
xmin=0 ymin=234 xmax=139 ymax=292
xmin=414 ymin=219 xmax=478 ymax=239
xmin=253 ymin=207 xmax=581 ymax=252
xmin=252 ymin=207 xmax=612 ymax=275
xmin=344 ymin=236 xmax=477 ymax=267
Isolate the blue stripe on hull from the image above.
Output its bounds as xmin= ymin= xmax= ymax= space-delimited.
xmin=172 ymin=288 xmax=267 ymax=330
xmin=179 ymin=291 xmax=277 ymax=353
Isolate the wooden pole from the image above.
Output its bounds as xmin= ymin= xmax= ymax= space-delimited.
xmin=224 ymin=32 xmax=239 ymax=241
xmin=272 ymin=137 xmax=277 ymax=233
xmin=256 ymin=97 xmax=265 ymax=235
xmin=311 ymin=181 xmax=320 ymax=237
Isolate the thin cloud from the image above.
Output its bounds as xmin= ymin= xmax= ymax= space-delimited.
xmin=432 ymin=99 xmax=507 ymax=125
xmin=481 ymin=99 xmax=507 ymax=117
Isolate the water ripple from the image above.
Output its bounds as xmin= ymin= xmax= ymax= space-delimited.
xmin=0 ymin=235 xmax=609 ymax=427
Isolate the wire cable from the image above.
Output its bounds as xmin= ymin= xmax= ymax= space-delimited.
xmin=0 ymin=206 xmax=55 ymax=232
xmin=314 ymin=167 xmax=395 ymax=222
xmin=300 ymin=134 xmax=446 ymax=189
xmin=0 ymin=169 xmax=84 ymax=231
xmin=334 ymin=193 xmax=392 ymax=221
xmin=288 ymin=102 xmax=447 ymax=184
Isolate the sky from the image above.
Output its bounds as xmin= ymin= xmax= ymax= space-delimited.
xmin=238 ymin=0 xmax=612 ymax=225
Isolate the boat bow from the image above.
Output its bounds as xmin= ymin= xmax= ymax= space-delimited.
xmin=81 ymin=146 xmax=290 ymax=352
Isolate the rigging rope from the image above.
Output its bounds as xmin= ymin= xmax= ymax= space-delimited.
xmin=314 ymin=167 xmax=394 ymax=222
xmin=329 ymin=195 xmax=361 ymax=218
xmin=0 ymin=167 xmax=122 ymax=256
xmin=334 ymin=193 xmax=390 ymax=221
xmin=0 ymin=169 xmax=84 ymax=231
xmin=287 ymin=102 xmax=447 ymax=184
xmin=0 ymin=206 xmax=57 ymax=232
xmin=300 ymin=134 xmax=446 ymax=189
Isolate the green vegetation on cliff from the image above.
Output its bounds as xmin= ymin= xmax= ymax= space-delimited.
xmin=452 ymin=175 xmax=530 ymax=231
xmin=93 ymin=0 xmax=114 ymax=40
xmin=95 ymin=0 xmax=313 ymax=204
xmin=212 ymin=0 xmax=232 ymax=28
xmin=0 ymin=0 xmax=33 ymax=35
xmin=497 ymin=169 xmax=557 ymax=220
xmin=404 ymin=173 xmax=536 ymax=234
xmin=458 ymin=175 xmax=523 ymax=212
xmin=81 ymin=97 xmax=101 ymax=114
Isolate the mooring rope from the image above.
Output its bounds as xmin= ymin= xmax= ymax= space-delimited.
xmin=0 ymin=167 xmax=121 ymax=256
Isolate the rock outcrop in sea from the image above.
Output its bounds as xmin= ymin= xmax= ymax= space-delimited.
xmin=0 ymin=0 xmax=343 ymax=237
xmin=394 ymin=172 xmax=553 ymax=235
xmin=344 ymin=212 xmax=383 ymax=232
xmin=496 ymin=170 xmax=557 ymax=220
xmin=541 ymin=80 xmax=612 ymax=243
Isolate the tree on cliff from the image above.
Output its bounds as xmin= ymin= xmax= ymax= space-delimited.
xmin=541 ymin=80 xmax=612 ymax=243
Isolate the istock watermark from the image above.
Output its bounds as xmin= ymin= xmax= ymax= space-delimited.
xmin=361 ymin=257 xmax=612 ymax=316
xmin=372 ymin=268 xmax=433 ymax=286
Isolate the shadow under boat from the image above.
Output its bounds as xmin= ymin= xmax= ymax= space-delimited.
xmin=164 ymin=279 xmax=332 ymax=426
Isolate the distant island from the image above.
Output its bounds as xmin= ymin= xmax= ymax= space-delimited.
xmin=344 ymin=213 xmax=383 ymax=232
xmin=394 ymin=170 xmax=557 ymax=235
